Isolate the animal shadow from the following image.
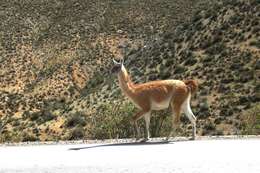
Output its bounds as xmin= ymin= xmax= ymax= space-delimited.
xmin=68 ymin=140 xmax=172 ymax=151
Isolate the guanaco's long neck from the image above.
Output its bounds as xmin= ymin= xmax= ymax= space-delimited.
xmin=117 ymin=65 xmax=135 ymax=96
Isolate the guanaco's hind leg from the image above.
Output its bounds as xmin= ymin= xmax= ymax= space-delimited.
xmin=166 ymin=103 xmax=181 ymax=140
xmin=182 ymin=94 xmax=197 ymax=140
xmin=166 ymin=89 xmax=188 ymax=141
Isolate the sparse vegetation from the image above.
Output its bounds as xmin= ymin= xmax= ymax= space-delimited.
xmin=241 ymin=104 xmax=260 ymax=135
xmin=89 ymin=102 xmax=135 ymax=139
xmin=0 ymin=0 xmax=259 ymax=142
xmin=249 ymin=40 xmax=260 ymax=48
xmin=69 ymin=126 xmax=85 ymax=140
xmin=65 ymin=112 xmax=86 ymax=128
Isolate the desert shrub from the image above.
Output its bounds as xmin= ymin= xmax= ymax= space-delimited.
xmin=87 ymin=100 xmax=194 ymax=139
xmin=241 ymin=104 xmax=260 ymax=135
xmin=252 ymin=26 xmax=260 ymax=34
xmin=88 ymin=72 xmax=104 ymax=89
xmin=184 ymin=56 xmax=197 ymax=66
xmin=249 ymin=40 xmax=260 ymax=48
xmin=12 ymin=120 xmax=20 ymax=127
xmin=27 ymin=110 xmax=55 ymax=124
xmin=255 ymin=83 xmax=260 ymax=94
xmin=191 ymin=10 xmax=202 ymax=22
xmin=205 ymin=42 xmax=225 ymax=55
xmin=42 ymin=110 xmax=56 ymax=122
xmin=214 ymin=129 xmax=224 ymax=136
xmin=65 ymin=112 xmax=86 ymax=128
xmin=174 ymin=65 xmax=186 ymax=74
xmin=202 ymin=121 xmax=216 ymax=135
xmin=150 ymin=109 xmax=172 ymax=137
xmin=201 ymin=55 xmax=213 ymax=63
xmin=255 ymin=60 xmax=260 ymax=70
xmin=22 ymin=133 xmax=38 ymax=142
xmin=89 ymin=102 xmax=135 ymax=139
xmin=229 ymin=15 xmax=243 ymax=25
xmin=222 ymin=0 xmax=241 ymax=6
xmin=197 ymin=99 xmax=211 ymax=118
xmin=69 ymin=126 xmax=85 ymax=140
xmin=0 ymin=130 xmax=24 ymax=143
xmin=161 ymin=71 xmax=172 ymax=80
xmin=29 ymin=112 xmax=40 ymax=121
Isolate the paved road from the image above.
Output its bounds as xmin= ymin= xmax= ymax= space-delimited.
xmin=0 ymin=137 xmax=260 ymax=173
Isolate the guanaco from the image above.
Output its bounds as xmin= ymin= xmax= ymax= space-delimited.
xmin=111 ymin=59 xmax=198 ymax=141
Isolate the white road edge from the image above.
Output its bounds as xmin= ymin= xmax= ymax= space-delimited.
xmin=0 ymin=136 xmax=260 ymax=173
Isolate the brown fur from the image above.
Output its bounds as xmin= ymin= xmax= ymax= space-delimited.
xmin=184 ymin=80 xmax=198 ymax=95
xmin=117 ymin=65 xmax=197 ymax=139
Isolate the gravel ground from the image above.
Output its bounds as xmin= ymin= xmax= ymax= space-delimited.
xmin=0 ymin=136 xmax=260 ymax=173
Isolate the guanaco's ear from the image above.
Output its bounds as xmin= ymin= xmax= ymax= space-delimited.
xmin=121 ymin=58 xmax=124 ymax=65
xmin=113 ymin=59 xmax=120 ymax=65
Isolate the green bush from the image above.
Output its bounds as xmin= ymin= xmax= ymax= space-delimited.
xmin=241 ymin=104 xmax=260 ymax=135
xmin=205 ymin=42 xmax=225 ymax=55
xmin=150 ymin=109 xmax=172 ymax=137
xmin=27 ymin=110 xmax=55 ymax=124
xmin=65 ymin=112 xmax=87 ymax=128
xmin=22 ymin=132 xmax=38 ymax=142
xmin=249 ymin=40 xmax=260 ymax=48
xmin=69 ymin=126 xmax=85 ymax=140
xmin=174 ymin=65 xmax=186 ymax=74
xmin=90 ymin=102 xmax=135 ymax=139
xmin=87 ymin=102 xmax=185 ymax=139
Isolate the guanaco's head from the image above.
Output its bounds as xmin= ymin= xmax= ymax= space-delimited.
xmin=111 ymin=59 xmax=124 ymax=74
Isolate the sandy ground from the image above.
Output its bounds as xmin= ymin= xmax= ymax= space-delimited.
xmin=0 ymin=137 xmax=260 ymax=173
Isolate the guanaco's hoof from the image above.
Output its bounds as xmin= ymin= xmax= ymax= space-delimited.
xmin=136 ymin=138 xmax=149 ymax=143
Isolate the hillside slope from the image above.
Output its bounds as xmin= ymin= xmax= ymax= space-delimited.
xmin=68 ymin=0 xmax=260 ymax=139
xmin=0 ymin=0 xmax=259 ymax=142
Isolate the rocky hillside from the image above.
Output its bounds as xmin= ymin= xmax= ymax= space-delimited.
xmin=0 ymin=0 xmax=259 ymax=142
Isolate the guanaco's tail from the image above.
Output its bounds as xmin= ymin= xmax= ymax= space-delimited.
xmin=184 ymin=80 xmax=198 ymax=95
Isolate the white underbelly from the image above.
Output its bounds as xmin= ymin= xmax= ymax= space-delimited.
xmin=151 ymin=98 xmax=171 ymax=110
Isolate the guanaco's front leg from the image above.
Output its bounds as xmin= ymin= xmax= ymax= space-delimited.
xmin=132 ymin=110 xmax=150 ymax=141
